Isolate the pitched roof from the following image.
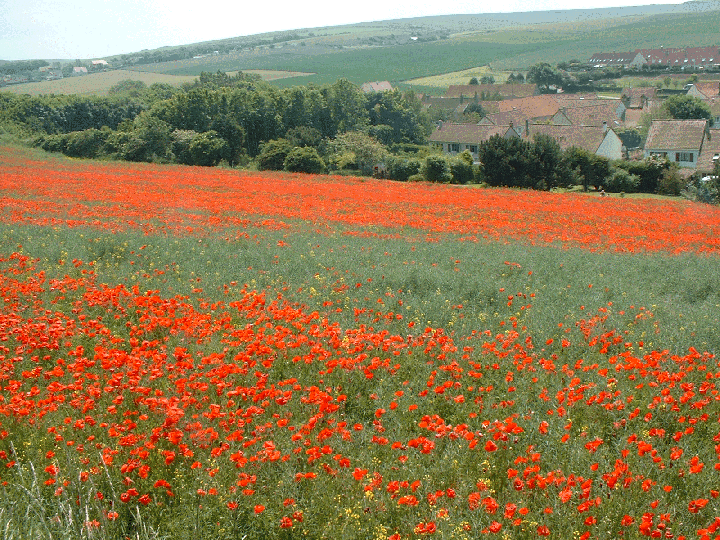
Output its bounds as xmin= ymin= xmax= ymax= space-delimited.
xmin=360 ymin=81 xmax=393 ymax=93
xmin=697 ymin=129 xmax=720 ymax=172
xmin=524 ymin=124 xmax=611 ymax=153
xmin=621 ymin=87 xmax=657 ymax=108
xmin=645 ymin=120 xmax=707 ymax=151
xmin=428 ymin=123 xmax=516 ymax=144
xmin=553 ymin=102 xmax=624 ymax=127
xmin=496 ymin=95 xmax=561 ymax=118
xmin=689 ymin=82 xmax=720 ymax=100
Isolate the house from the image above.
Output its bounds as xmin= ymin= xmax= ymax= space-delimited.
xmin=361 ymin=81 xmax=393 ymax=93
xmin=621 ymin=87 xmax=657 ymax=109
xmin=588 ymin=52 xmax=645 ymax=68
xmin=685 ymin=82 xmax=720 ymax=101
xmin=696 ymin=129 xmax=720 ymax=174
xmin=496 ymin=94 xmax=563 ymax=119
xmin=428 ymin=123 xmax=521 ymax=162
xmin=550 ymin=101 xmax=626 ymax=128
xmin=73 ymin=66 xmax=88 ymax=75
xmin=643 ymin=119 xmax=709 ymax=168
xmin=525 ymin=123 xmax=624 ymax=160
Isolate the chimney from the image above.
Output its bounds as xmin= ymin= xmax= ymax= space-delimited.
xmin=525 ymin=119 xmax=530 ymax=135
xmin=603 ymin=121 xmax=608 ymax=134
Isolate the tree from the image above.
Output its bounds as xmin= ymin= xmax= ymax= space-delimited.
xmin=480 ymin=75 xmax=495 ymax=85
xmin=327 ymin=131 xmax=387 ymax=176
xmin=257 ymin=138 xmax=294 ymax=171
xmin=662 ymin=95 xmax=712 ymax=124
xmin=527 ymin=63 xmax=562 ymax=93
xmin=530 ymin=134 xmax=572 ymax=190
xmin=564 ymin=147 xmax=610 ymax=192
xmin=283 ymin=147 xmax=326 ymax=174
xmin=424 ymin=155 xmax=452 ymax=183
xmin=187 ymin=130 xmax=229 ymax=167
xmin=478 ymin=135 xmax=534 ymax=188
xmin=469 ymin=77 xmax=479 ymax=85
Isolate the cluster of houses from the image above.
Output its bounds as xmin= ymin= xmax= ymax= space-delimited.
xmin=427 ymin=82 xmax=720 ymax=176
xmin=589 ymin=46 xmax=720 ymax=70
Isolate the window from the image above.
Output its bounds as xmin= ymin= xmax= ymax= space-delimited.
xmin=450 ymin=143 xmax=460 ymax=153
xmin=676 ymin=152 xmax=694 ymax=162
xmin=469 ymin=145 xmax=478 ymax=154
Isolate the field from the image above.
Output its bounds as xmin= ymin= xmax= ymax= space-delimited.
xmin=1 ymin=146 xmax=719 ymax=540
xmin=0 ymin=69 xmax=316 ymax=97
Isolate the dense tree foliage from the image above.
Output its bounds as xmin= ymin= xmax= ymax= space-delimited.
xmin=662 ymin=95 xmax=713 ymax=124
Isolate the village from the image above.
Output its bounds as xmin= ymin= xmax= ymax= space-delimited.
xmin=419 ymin=46 xmax=720 ymax=179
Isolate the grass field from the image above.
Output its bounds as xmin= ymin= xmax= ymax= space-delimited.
xmin=0 ymin=69 xmax=315 ymax=96
xmin=1 ymin=146 xmax=719 ymax=539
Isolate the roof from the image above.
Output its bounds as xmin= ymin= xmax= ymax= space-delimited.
xmin=645 ymin=119 xmax=707 ymax=151
xmin=360 ymin=81 xmax=393 ymax=93
xmin=525 ymin=124 xmax=611 ymax=153
xmin=689 ymin=82 xmax=720 ymax=100
xmin=697 ymin=129 xmax=720 ymax=172
xmin=553 ymin=102 xmax=625 ymax=127
xmin=496 ymin=95 xmax=561 ymax=118
xmin=428 ymin=123 xmax=517 ymax=144
xmin=588 ymin=52 xmax=639 ymax=66
xmin=621 ymin=87 xmax=657 ymax=108
xmin=445 ymin=84 xmax=537 ymax=100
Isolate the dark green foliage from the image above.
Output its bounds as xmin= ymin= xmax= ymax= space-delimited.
xmin=469 ymin=77 xmax=479 ymax=85
xmin=478 ymin=135 xmax=533 ymax=187
xmin=531 ymin=133 xmax=573 ymax=189
xmin=283 ymin=146 xmax=326 ymax=174
xmin=614 ymin=157 xmax=668 ymax=193
xmin=605 ymin=167 xmax=640 ymax=193
xmin=257 ymin=139 xmax=294 ymax=171
xmin=480 ymin=75 xmax=495 ymax=84
xmin=614 ymin=127 xmax=642 ymax=150
xmin=657 ymin=164 xmax=685 ymax=196
xmin=108 ymin=80 xmax=148 ymax=98
xmin=118 ymin=114 xmax=173 ymax=162
xmin=424 ymin=155 xmax=452 ymax=183
xmin=387 ymin=157 xmax=422 ymax=181
xmin=286 ymin=126 xmax=322 ymax=149
xmin=527 ymin=62 xmax=562 ymax=93
xmin=209 ymin=115 xmax=245 ymax=166
xmin=662 ymin=95 xmax=713 ymax=124
xmin=449 ymin=155 xmax=475 ymax=184
xmin=63 ymin=128 xmax=111 ymax=159
xmin=564 ymin=147 xmax=611 ymax=191
xmin=187 ymin=130 xmax=229 ymax=167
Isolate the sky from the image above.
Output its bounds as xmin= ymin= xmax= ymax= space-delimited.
xmin=0 ymin=0 xmax=684 ymax=61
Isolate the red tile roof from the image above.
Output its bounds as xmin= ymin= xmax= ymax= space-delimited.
xmin=445 ymin=84 xmax=537 ymax=100
xmin=428 ymin=123 xmax=517 ymax=144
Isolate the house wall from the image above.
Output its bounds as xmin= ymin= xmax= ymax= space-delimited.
xmin=597 ymin=131 xmax=624 ymax=160
xmin=643 ymin=148 xmax=699 ymax=168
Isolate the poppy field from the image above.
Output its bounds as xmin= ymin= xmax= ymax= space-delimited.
xmin=1 ymin=146 xmax=719 ymax=540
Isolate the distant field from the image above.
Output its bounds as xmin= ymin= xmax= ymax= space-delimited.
xmin=1 ymin=70 xmax=198 ymax=96
xmin=406 ymin=66 xmax=514 ymax=88
xmin=131 ymin=41 xmax=539 ymax=87
xmin=0 ymin=68 xmax=315 ymax=96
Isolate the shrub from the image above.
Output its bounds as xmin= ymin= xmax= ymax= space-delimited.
xmin=424 ymin=155 xmax=452 ymax=183
xmin=388 ymin=157 xmax=422 ymax=181
xmin=605 ymin=167 xmax=640 ymax=193
xmin=657 ymin=163 xmax=685 ymax=196
xmin=257 ymin=139 xmax=293 ymax=171
xmin=283 ymin=146 xmax=326 ymax=174
xmin=187 ymin=130 xmax=228 ymax=167
xmin=449 ymin=151 xmax=476 ymax=184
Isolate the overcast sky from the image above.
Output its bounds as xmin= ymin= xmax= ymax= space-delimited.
xmin=0 ymin=0 xmax=683 ymax=61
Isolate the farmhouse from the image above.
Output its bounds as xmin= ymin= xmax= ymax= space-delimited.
xmin=428 ymin=123 xmax=521 ymax=162
xmin=696 ymin=129 xmax=720 ymax=174
xmin=644 ymin=119 xmax=709 ymax=168
xmin=525 ymin=123 xmax=624 ymax=160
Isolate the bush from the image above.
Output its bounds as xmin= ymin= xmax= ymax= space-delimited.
xmin=605 ymin=168 xmax=640 ymax=193
xmin=257 ymin=139 xmax=293 ymax=171
xmin=283 ymin=146 xmax=326 ymax=174
xmin=424 ymin=155 xmax=452 ymax=183
xmin=657 ymin=163 xmax=685 ymax=196
xmin=449 ymin=151 xmax=476 ymax=184
xmin=388 ymin=157 xmax=422 ymax=181
xmin=187 ymin=130 xmax=228 ymax=167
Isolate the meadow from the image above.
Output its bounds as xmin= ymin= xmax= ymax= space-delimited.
xmin=0 ymin=146 xmax=719 ymax=539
